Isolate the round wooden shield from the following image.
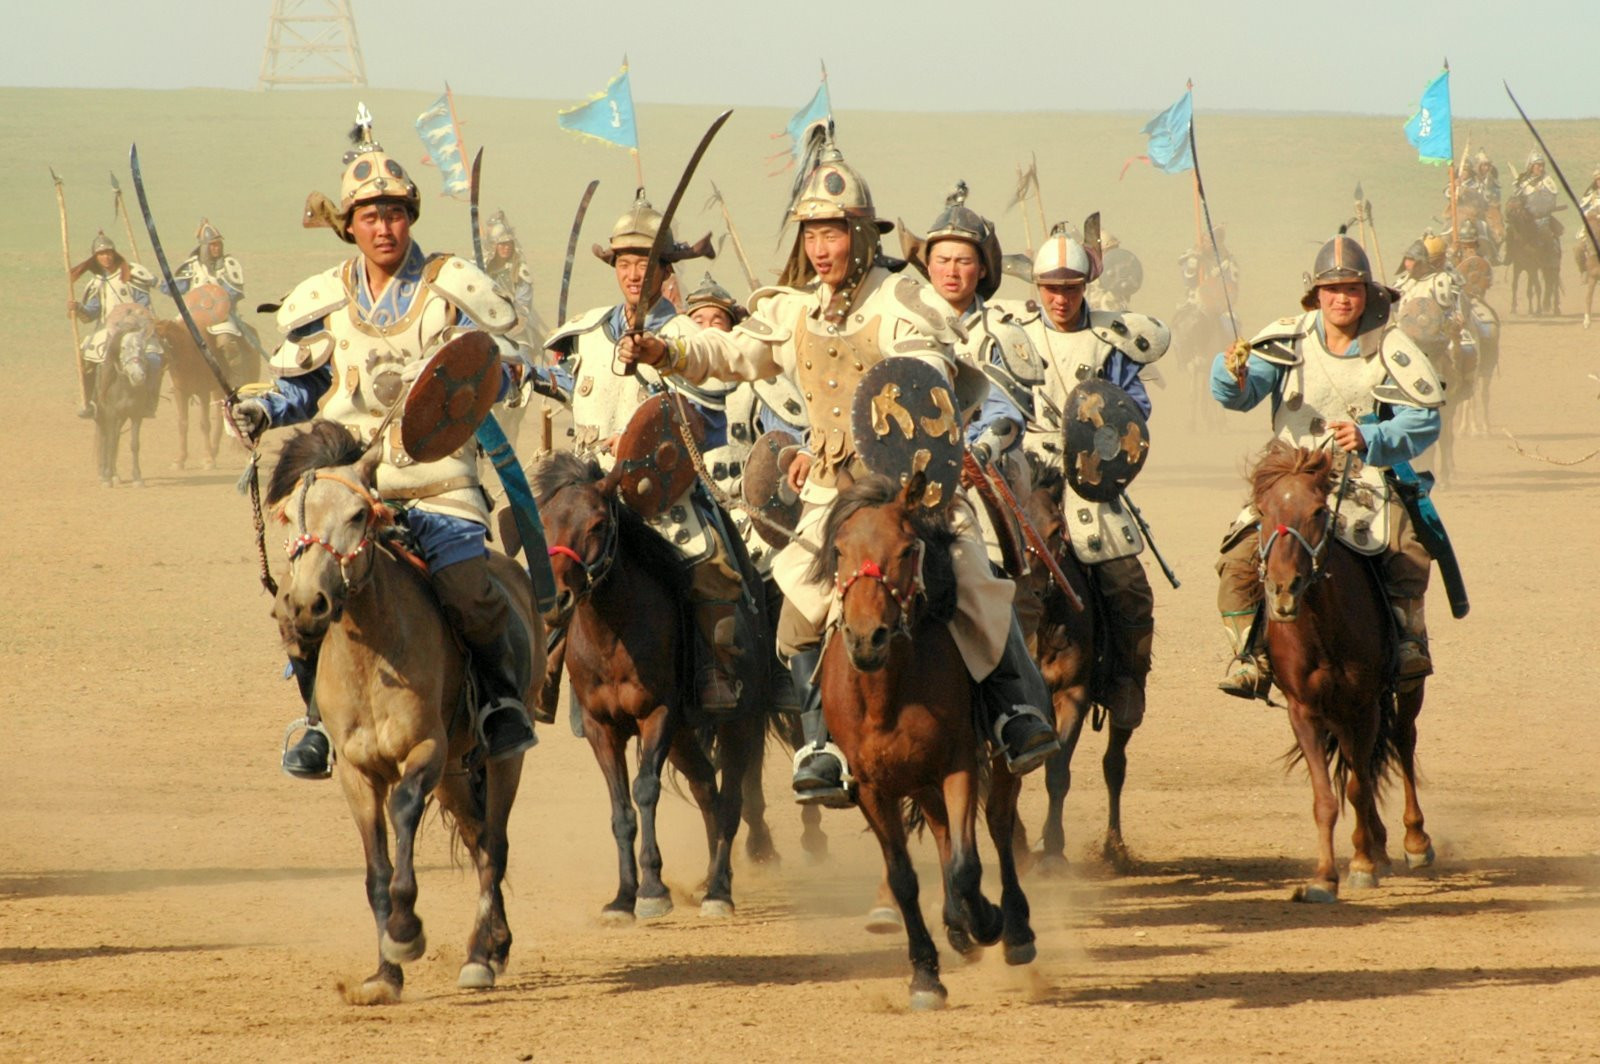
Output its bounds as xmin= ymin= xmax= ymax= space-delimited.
xmin=849 ymin=358 xmax=963 ymax=509
xmin=741 ymin=429 xmax=803 ymax=548
xmin=400 ymin=332 xmax=501 ymax=463
xmin=610 ymin=392 xmax=706 ymax=519
xmin=1062 ymin=378 xmax=1149 ymax=503
xmin=183 ymin=283 xmax=232 ymax=329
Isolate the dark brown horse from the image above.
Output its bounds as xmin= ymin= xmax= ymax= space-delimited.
xmin=1504 ymin=195 xmax=1562 ymax=315
xmin=1251 ymin=442 xmax=1432 ymax=902
xmin=92 ymin=307 xmax=163 ymax=486
xmin=269 ymin=422 xmax=538 ymax=1002
xmin=152 ymin=319 xmax=223 ymax=471
xmin=532 ymin=453 xmax=767 ymax=922
xmin=810 ymin=473 xmax=1036 ymax=1009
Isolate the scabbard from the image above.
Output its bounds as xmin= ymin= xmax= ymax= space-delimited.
xmin=477 ymin=413 xmax=556 ymax=613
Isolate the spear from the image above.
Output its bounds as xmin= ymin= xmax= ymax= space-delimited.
xmin=704 ymin=180 xmax=759 ymax=291
xmin=109 ymin=171 xmax=142 ymax=261
xmin=51 ymin=168 xmax=89 ymax=410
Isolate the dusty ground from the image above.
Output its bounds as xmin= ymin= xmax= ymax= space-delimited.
xmin=3 ymin=90 xmax=1600 ymax=1062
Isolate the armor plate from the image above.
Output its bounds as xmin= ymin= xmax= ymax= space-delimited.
xmin=1062 ymin=379 xmax=1150 ymax=503
xmin=429 ymin=255 xmax=518 ymax=333
xmin=1087 ymin=310 xmax=1170 ymax=365
xmin=741 ymin=429 xmax=804 ymax=548
xmin=850 ymin=357 xmax=964 ymax=509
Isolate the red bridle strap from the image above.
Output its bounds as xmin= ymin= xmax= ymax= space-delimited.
xmin=836 ymin=550 xmax=919 ymax=613
xmin=548 ymin=544 xmax=585 ymax=566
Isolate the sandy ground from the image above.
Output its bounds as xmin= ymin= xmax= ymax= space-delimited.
xmin=4 ymin=91 xmax=1600 ymax=1062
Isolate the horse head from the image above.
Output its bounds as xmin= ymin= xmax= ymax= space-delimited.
xmin=1251 ymin=442 xmax=1335 ymax=624
xmin=533 ymin=452 xmax=618 ymax=629
xmin=267 ymin=422 xmax=386 ymax=644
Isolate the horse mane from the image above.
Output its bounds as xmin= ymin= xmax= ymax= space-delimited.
xmin=1250 ymin=440 xmax=1334 ymax=501
xmin=530 ymin=451 xmax=601 ymax=504
xmin=1023 ymin=450 xmax=1065 ymax=504
xmin=807 ymin=474 xmax=959 ymax=624
xmin=267 ymin=420 xmax=365 ymax=505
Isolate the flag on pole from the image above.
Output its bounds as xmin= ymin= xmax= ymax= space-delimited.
xmin=1403 ymin=65 xmax=1453 ymax=165
xmin=768 ymin=64 xmax=831 ymax=174
xmin=557 ymin=61 xmax=639 ymax=151
xmin=414 ymin=85 xmax=469 ymax=198
xmin=1121 ymin=89 xmax=1194 ymax=178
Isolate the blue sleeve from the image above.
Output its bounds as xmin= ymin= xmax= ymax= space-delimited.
xmin=693 ymin=400 xmax=728 ymax=449
xmin=966 ymin=389 xmax=1026 ymax=453
xmin=160 ymin=274 xmax=192 ymax=296
xmin=76 ymin=291 xmax=100 ymax=321
xmin=257 ymin=365 xmax=333 ymax=427
xmin=133 ymin=289 xmax=151 ymax=309
xmin=1105 ymin=351 xmax=1152 ymax=417
xmin=1210 ymin=351 xmax=1280 ymax=412
xmin=1362 ymin=405 xmax=1441 ymax=468
xmin=530 ymin=362 xmax=574 ymax=400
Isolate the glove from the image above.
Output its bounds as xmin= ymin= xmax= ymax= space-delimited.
xmin=228 ymin=398 xmax=270 ymax=444
xmin=1224 ymin=339 xmax=1253 ymax=388
xmin=970 ymin=418 xmax=1021 ymax=466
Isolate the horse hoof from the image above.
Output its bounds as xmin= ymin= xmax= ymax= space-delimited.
xmin=457 ymin=962 xmax=496 ymax=990
xmin=908 ymin=986 xmax=948 ymax=1012
xmin=946 ymin=927 xmax=978 ymax=958
xmin=379 ymin=930 xmax=427 ymax=965
xmin=202 ymin=459 xmax=216 ymax=470
xmin=699 ymin=898 xmax=734 ymax=919
xmin=864 ymin=906 xmax=903 ymax=935
xmin=1035 ymin=853 xmax=1071 ymax=879
xmin=636 ymin=895 xmax=673 ymax=920
xmin=344 ymin=977 xmax=401 ymax=1006
xmin=1292 ymin=884 xmax=1338 ymax=904
xmin=599 ymin=907 xmax=635 ymax=927
xmin=1346 ymin=869 xmax=1380 ymax=890
xmin=1406 ymin=844 xmax=1436 ymax=870
xmin=1004 ymin=940 xmax=1038 ymax=967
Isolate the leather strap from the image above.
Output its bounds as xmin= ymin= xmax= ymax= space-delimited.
xmin=380 ymin=474 xmax=477 ymax=501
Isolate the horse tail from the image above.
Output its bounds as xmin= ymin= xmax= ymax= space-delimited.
xmin=1281 ymin=693 xmax=1400 ymax=808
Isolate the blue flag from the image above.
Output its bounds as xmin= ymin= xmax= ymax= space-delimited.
xmin=414 ymin=88 xmax=469 ymax=197
xmin=557 ymin=63 xmax=639 ymax=151
xmin=768 ymin=68 xmax=831 ymax=174
xmin=1403 ymin=68 xmax=1452 ymax=165
xmin=1138 ymin=90 xmax=1194 ymax=174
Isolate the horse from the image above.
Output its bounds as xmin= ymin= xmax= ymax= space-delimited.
xmin=268 ymin=422 xmax=540 ymax=1002
xmin=151 ymin=319 xmax=224 ymax=471
xmin=532 ymin=453 xmax=768 ymax=923
xmin=1504 ymin=196 xmax=1562 ymax=316
xmin=1250 ymin=441 xmax=1432 ymax=903
xmin=810 ymin=472 xmax=1036 ymax=1009
xmin=92 ymin=307 xmax=163 ymax=487
xmin=1575 ymin=209 xmax=1600 ymax=328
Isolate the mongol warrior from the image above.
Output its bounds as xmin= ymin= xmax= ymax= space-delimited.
xmin=620 ymin=138 xmax=1060 ymax=806
xmin=1580 ymin=167 xmax=1600 ymax=215
xmin=1211 ymin=235 xmax=1442 ymax=699
xmin=69 ymin=231 xmax=155 ymax=417
xmin=538 ymin=194 xmax=748 ymax=715
xmin=228 ymin=106 xmax=539 ymax=778
xmin=483 ymin=210 xmax=548 ymax=348
xmin=1511 ymin=151 xmax=1565 ymax=239
xmin=1460 ymin=149 xmax=1501 ymax=206
xmin=161 ymin=219 xmax=267 ymax=364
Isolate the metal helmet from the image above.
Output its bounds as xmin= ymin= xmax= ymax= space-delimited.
xmin=1422 ymin=233 xmax=1447 ymax=264
xmin=195 ymin=218 xmax=223 ymax=245
xmin=900 ymin=181 xmax=1003 ymax=300
xmin=1526 ymin=150 xmax=1545 ymax=169
xmin=485 ymin=209 xmax=516 ymax=247
xmin=90 ymin=230 xmax=116 ymax=254
xmin=593 ymin=188 xmax=712 ymax=265
xmin=1298 ymin=234 xmax=1372 ymax=309
xmin=684 ymin=271 xmax=747 ymax=324
xmin=1032 ymin=230 xmax=1094 ymax=285
xmin=1101 ymin=231 xmax=1121 ymax=251
xmin=1402 ymin=238 xmax=1428 ymax=264
xmin=338 ymin=103 xmax=421 ymax=222
xmin=788 ymin=145 xmax=893 ymax=233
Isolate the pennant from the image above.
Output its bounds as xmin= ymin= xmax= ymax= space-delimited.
xmin=414 ymin=87 xmax=469 ymax=198
xmin=1404 ymin=66 xmax=1453 ymax=166
xmin=1122 ymin=89 xmax=1194 ymax=178
xmin=557 ymin=62 xmax=639 ymax=151
xmin=767 ymin=66 xmax=831 ymax=174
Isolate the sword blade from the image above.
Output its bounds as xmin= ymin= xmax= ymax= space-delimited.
xmin=557 ymin=179 xmax=600 ymax=328
xmin=468 ymin=148 xmax=485 ymax=269
xmin=1505 ymin=81 xmax=1600 ymax=269
xmin=631 ymin=108 xmax=734 ymax=336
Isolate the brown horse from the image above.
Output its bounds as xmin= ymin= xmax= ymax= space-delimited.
xmin=1504 ymin=196 xmax=1562 ymax=316
xmin=532 ymin=453 xmax=767 ymax=923
xmin=92 ymin=308 xmax=163 ymax=486
xmin=1251 ymin=442 xmax=1432 ymax=902
xmin=1576 ymin=209 xmax=1600 ymax=328
xmin=268 ymin=422 xmax=539 ymax=1002
xmin=810 ymin=473 xmax=1036 ymax=1009
xmin=152 ymin=319 xmax=224 ymax=470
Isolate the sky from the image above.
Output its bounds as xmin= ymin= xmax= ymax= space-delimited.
xmin=4 ymin=0 xmax=1597 ymax=119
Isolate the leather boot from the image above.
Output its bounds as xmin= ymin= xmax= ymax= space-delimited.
xmin=979 ymin=614 xmax=1060 ymax=775
xmin=281 ymin=652 xmax=333 ymax=780
xmin=77 ymin=363 xmax=99 ymax=419
xmin=693 ymin=598 xmax=743 ymax=712
xmin=467 ymin=625 xmax=539 ymax=761
xmin=788 ymin=647 xmax=853 ymax=807
xmin=1392 ymin=597 xmax=1433 ymax=683
xmin=1218 ymin=610 xmax=1272 ymax=700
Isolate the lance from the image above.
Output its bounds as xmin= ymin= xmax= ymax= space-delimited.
xmin=556 ymin=179 xmax=600 ymax=329
xmin=1014 ymin=162 xmax=1036 ymax=256
xmin=705 ymin=180 xmax=759 ymax=292
xmin=1505 ymin=81 xmax=1600 ymax=269
xmin=1029 ymin=152 xmax=1049 ymax=243
xmin=109 ymin=172 xmax=142 ymax=262
xmin=51 ymin=168 xmax=89 ymax=410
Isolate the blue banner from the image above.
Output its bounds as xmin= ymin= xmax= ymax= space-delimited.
xmin=1403 ymin=68 xmax=1453 ymax=165
xmin=557 ymin=64 xmax=639 ymax=151
xmin=414 ymin=89 xmax=469 ymax=198
xmin=1139 ymin=90 xmax=1194 ymax=174
xmin=782 ymin=80 xmax=831 ymax=165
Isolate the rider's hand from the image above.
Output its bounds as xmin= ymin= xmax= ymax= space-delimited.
xmin=618 ymin=332 xmax=668 ymax=367
xmin=785 ymin=450 xmax=813 ymax=494
xmin=1328 ymin=420 xmax=1366 ymax=454
xmin=228 ymin=398 xmax=270 ymax=445
xmin=1224 ymin=339 xmax=1253 ymax=388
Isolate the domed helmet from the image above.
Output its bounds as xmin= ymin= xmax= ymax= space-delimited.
xmin=684 ymin=271 xmax=747 ymax=325
xmin=1299 ymin=234 xmax=1399 ymax=323
xmin=899 ymin=181 xmax=1003 ymax=300
xmin=592 ymin=189 xmax=712 ymax=266
xmin=1032 ymin=229 xmax=1095 ymax=286
xmin=90 ymin=230 xmax=116 ymax=255
xmin=335 ymin=103 xmax=421 ymax=239
xmin=1525 ymin=150 xmax=1546 ymax=170
xmin=777 ymin=130 xmax=891 ymax=316
xmin=1422 ymin=233 xmax=1447 ymax=264
xmin=195 ymin=219 xmax=223 ymax=245
xmin=485 ymin=210 xmax=516 ymax=248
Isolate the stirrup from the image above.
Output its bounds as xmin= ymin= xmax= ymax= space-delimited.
xmin=791 ymin=742 xmax=855 ymax=808
xmin=990 ymin=706 xmax=1060 ymax=775
xmin=1218 ymin=657 xmax=1272 ymax=701
xmin=281 ymin=717 xmax=333 ymax=779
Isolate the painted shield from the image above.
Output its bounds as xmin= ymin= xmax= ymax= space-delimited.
xmin=741 ymin=429 xmax=803 ymax=548
xmin=183 ymin=283 xmax=232 ymax=329
xmin=400 ymin=331 xmax=501 ymax=463
xmin=610 ymin=391 xmax=707 ymax=519
xmin=1457 ymin=254 xmax=1493 ymax=299
xmin=1062 ymin=378 xmax=1149 ymax=503
xmin=849 ymin=358 xmax=964 ymax=509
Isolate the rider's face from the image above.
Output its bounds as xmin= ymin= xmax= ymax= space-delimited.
xmin=688 ymin=305 xmax=733 ymax=332
xmin=803 ymin=221 xmax=853 ymax=287
xmin=1037 ymin=281 xmax=1086 ymax=330
xmin=613 ymin=252 xmax=648 ymax=307
xmin=346 ymin=202 xmax=412 ymax=274
xmin=1318 ymin=282 xmax=1367 ymax=330
xmin=926 ymin=239 xmax=983 ymax=310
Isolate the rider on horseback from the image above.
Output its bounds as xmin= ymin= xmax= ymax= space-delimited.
xmin=620 ymin=136 xmax=1060 ymax=806
xmin=1211 ymin=235 xmax=1443 ymax=700
xmin=160 ymin=220 xmax=269 ymax=366
xmin=230 ymin=106 xmax=539 ymax=778
xmin=70 ymin=231 xmax=156 ymax=419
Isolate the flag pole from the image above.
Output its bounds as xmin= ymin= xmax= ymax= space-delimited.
xmin=1187 ymin=82 xmax=1202 ymax=252
xmin=1016 ymin=164 xmax=1036 ymax=256
xmin=1030 ymin=152 xmax=1049 ymax=235
xmin=1445 ymin=60 xmax=1459 ymax=259
xmin=444 ymin=82 xmax=470 ymax=201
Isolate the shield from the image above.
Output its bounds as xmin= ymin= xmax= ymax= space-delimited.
xmin=1098 ymin=246 xmax=1145 ymax=300
xmin=849 ymin=358 xmax=964 ymax=508
xmin=1457 ymin=253 xmax=1493 ymax=298
xmin=1062 ymin=378 xmax=1150 ymax=503
xmin=183 ymin=283 xmax=232 ymax=329
xmin=741 ymin=429 xmax=803 ymax=548
xmin=609 ymin=391 xmax=707 ymax=519
xmin=400 ymin=331 xmax=501 ymax=463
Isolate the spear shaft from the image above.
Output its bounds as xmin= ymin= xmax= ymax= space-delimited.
xmin=51 ymin=169 xmax=88 ymax=408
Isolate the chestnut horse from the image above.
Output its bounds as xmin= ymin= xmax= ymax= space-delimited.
xmin=268 ymin=422 xmax=539 ymax=1002
xmin=810 ymin=473 xmax=1036 ymax=1010
xmin=92 ymin=307 xmax=163 ymax=486
xmin=152 ymin=319 xmax=224 ymax=470
xmin=1251 ymin=441 xmax=1432 ymax=903
xmin=532 ymin=453 xmax=768 ymax=923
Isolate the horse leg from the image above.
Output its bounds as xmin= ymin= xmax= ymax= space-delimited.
xmin=665 ymin=718 xmax=737 ymax=916
xmin=1286 ymin=702 xmax=1340 ymax=902
xmin=739 ymin=720 xmax=779 ymax=867
xmin=984 ymin=762 xmax=1037 ymax=965
xmin=1393 ymin=685 xmax=1434 ymax=868
xmin=379 ymin=747 xmax=444 ymax=965
xmin=173 ymin=392 xmax=189 ymax=470
xmin=1102 ymin=724 xmax=1134 ymax=872
xmin=439 ymin=756 xmax=523 ymax=989
xmin=127 ymin=417 xmax=144 ymax=487
xmin=939 ymin=770 xmax=1002 ymax=951
xmin=1038 ymin=702 xmax=1088 ymax=877
xmin=200 ymin=392 xmax=220 ymax=468
xmin=1338 ymin=714 xmax=1387 ymax=890
xmin=632 ymin=708 xmax=675 ymax=919
xmin=857 ymin=784 xmax=945 ymax=1010
xmin=95 ymin=416 xmax=113 ymax=486
xmin=336 ymin=768 xmax=403 ymax=1004
xmin=585 ymin=719 xmax=640 ymax=922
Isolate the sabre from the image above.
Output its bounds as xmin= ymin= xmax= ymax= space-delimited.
xmin=969 ymin=453 xmax=1085 ymax=612
xmin=1505 ymin=81 xmax=1600 ymax=269
xmin=51 ymin=168 xmax=89 ymax=409
xmin=556 ymin=179 xmax=600 ymax=328
xmin=1120 ymin=491 xmax=1180 ymax=589
xmin=468 ymin=148 xmax=485 ymax=269
xmin=1186 ymin=105 xmax=1240 ymax=345
xmin=109 ymin=172 xmax=142 ymax=262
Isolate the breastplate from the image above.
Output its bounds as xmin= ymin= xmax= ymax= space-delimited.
xmin=793 ymin=309 xmax=882 ymax=484
xmin=568 ymin=326 xmax=660 ymax=459
xmin=1273 ymin=329 xmax=1386 ymax=449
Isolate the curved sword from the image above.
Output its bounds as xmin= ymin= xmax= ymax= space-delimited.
xmin=557 ymin=179 xmax=600 ymax=328
xmin=468 ymin=148 xmax=485 ymax=269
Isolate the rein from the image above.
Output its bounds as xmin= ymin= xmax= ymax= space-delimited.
xmin=283 ymin=470 xmax=394 ymax=592
xmin=1256 ymin=450 xmax=1353 ymax=584
xmin=835 ymin=540 xmax=926 ymax=640
xmin=544 ymin=493 xmax=621 ymax=603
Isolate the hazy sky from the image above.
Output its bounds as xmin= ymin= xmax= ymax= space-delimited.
xmin=5 ymin=0 xmax=1597 ymax=118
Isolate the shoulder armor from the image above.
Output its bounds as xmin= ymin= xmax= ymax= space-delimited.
xmin=276 ymin=265 xmax=348 ymax=334
xmin=268 ymin=332 xmax=334 ymax=377
xmin=221 ymin=257 xmax=245 ymax=288
xmin=890 ymin=274 xmax=963 ymax=345
xmin=752 ymin=374 xmax=808 ymax=428
xmin=429 ymin=254 xmax=517 ymax=334
xmin=542 ymin=304 xmax=613 ymax=356
xmin=979 ymin=307 xmax=1045 ymax=385
xmin=127 ymin=263 xmax=157 ymax=289
xmin=1374 ymin=327 xmax=1445 ymax=409
xmin=987 ymin=296 xmax=1040 ymax=324
xmin=738 ymin=286 xmax=797 ymax=342
xmin=1087 ymin=310 xmax=1170 ymax=365
xmin=1248 ymin=312 xmax=1310 ymax=366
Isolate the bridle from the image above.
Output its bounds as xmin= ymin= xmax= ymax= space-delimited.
xmin=835 ymin=540 xmax=926 ymax=641
xmin=1256 ymin=450 xmax=1353 ymax=587
xmin=282 ymin=470 xmax=393 ymax=593
xmin=545 ymin=494 xmax=620 ymax=604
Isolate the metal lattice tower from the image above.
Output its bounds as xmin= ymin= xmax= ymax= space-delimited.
xmin=258 ymin=0 xmax=368 ymax=89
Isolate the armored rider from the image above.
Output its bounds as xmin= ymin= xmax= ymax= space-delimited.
xmin=70 ymin=231 xmax=156 ymax=417
xmin=1015 ymin=230 xmax=1167 ymax=736
xmin=162 ymin=219 xmax=267 ymax=363
xmin=1512 ymin=151 xmax=1565 ymax=240
xmin=229 ymin=106 xmax=539 ymax=778
xmin=619 ymin=138 xmax=1060 ymax=806
xmin=539 ymin=193 xmax=746 ymax=715
xmin=1211 ymin=235 xmax=1441 ymax=699
xmin=484 ymin=210 xmax=548 ymax=349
